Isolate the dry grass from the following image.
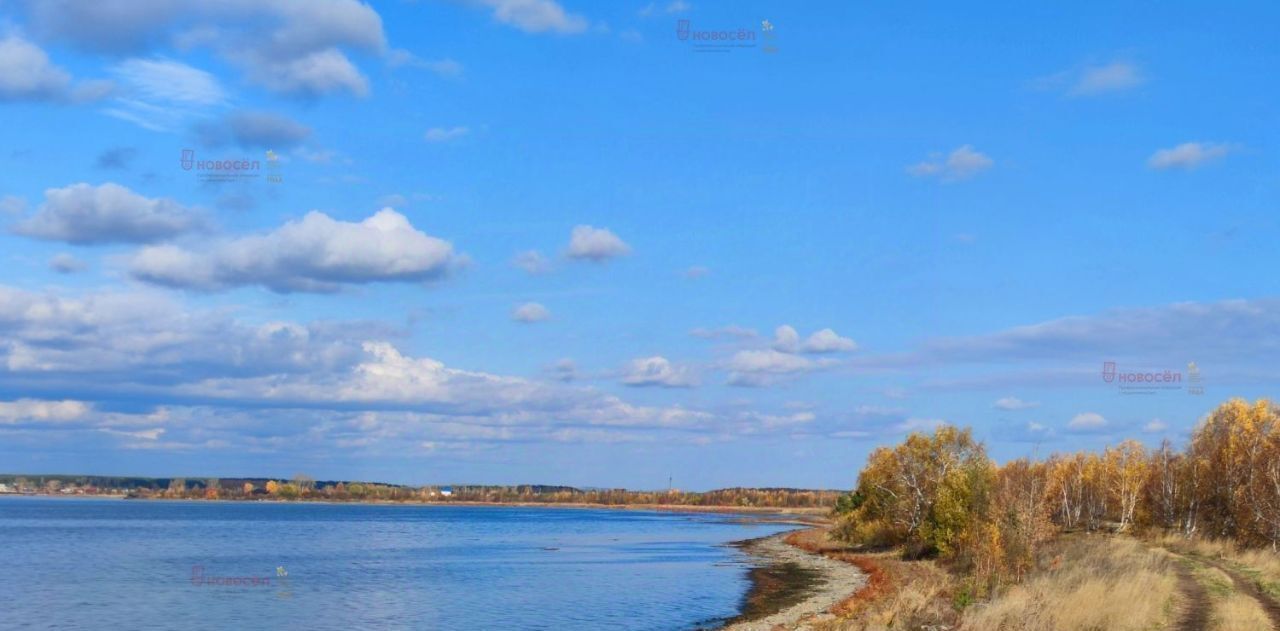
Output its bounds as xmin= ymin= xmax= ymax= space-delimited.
xmin=812 ymin=552 xmax=957 ymax=631
xmin=1210 ymin=591 xmax=1271 ymax=630
xmin=958 ymin=536 xmax=1179 ymax=631
xmin=781 ymin=528 xmax=959 ymax=631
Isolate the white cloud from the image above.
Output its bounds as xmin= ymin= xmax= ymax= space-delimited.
xmin=472 ymin=0 xmax=589 ymax=34
xmin=512 ymin=302 xmax=550 ymax=323
xmin=1148 ymin=142 xmax=1234 ymax=170
xmin=1067 ymin=412 xmax=1107 ymax=431
xmin=1072 ymin=61 xmax=1144 ymax=96
xmin=238 ymin=47 xmax=370 ymax=98
xmin=726 ymin=349 xmax=827 ymax=387
xmin=26 ymin=1 xmax=386 ymax=98
xmin=773 ymin=325 xmax=856 ymax=353
xmin=802 ymin=328 xmax=857 ymax=353
xmin=1143 ymin=419 xmax=1169 ymax=433
xmin=907 ymin=145 xmax=993 ymax=181
xmin=771 ymin=325 xmax=801 ymax=353
xmin=512 ymin=250 xmax=552 ymax=274
xmin=424 ymin=126 xmax=470 ymax=142
xmin=12 ymin=182 xmax=206 ymax=245
xmin=0 ymin=35 xmax=70 ymax=100
xmin=620 ymin=356 xmax=697 ymax=388
xmin=0 ymin=35 xmax=111 ymax=103
xmin=129 ymin=208 xmax=461 ymax=292
xmin=566 ymin=225 xmax=631 ymax=261
xmin=0 ymin=399 xmax=91 ymax=424
xmin=994 ymin=396 xmax=1040 ymax=410
xmin=111 ymin=57 xmax=226 ymax=106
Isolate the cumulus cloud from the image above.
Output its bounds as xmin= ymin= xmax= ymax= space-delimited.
xmin=802 ymin=328 xmax=857 ymax=353
xmin=11 ymin=182 xmax=205 ymax=245
xmin=194 ymin=110 xmax=312 ymax=149
xmin=994 ymin=396 xmax=1040 ymax=410
xmin=772 ymin=325 xmax=801 ymax=353
xmin=566 ymin=225 xmax=631 ymax=261
xmin=0 ymin=35 xmax=111 ymax=103
xmin=620 ymin=356 xmax=697 ymax=388
xmin=1148 ymin=142 xmax=1234 ymax=170
xmin=772 ymin=325 xmax=857 ymax=354
xmin=129 ymin=208 xmax=461 ymax=292
xmin=726 ymin=349 xmax=826 ymax=387
xmin=1067 ymin=412 xmax=1107 ymax=432
xmin=471 ymin=0 xmax=589 ymax=34
xmin=512 ymin=250 xmax=552 ymax=274
xmin=512 ymin=302 xmax=550 ymax=323
xmin=424 ymin=126 xmax=470 ymax=143
xmin=0 ymin=285 xmax=823 ymax=455
xmin=907 ymin=145 xmax=993 ymax=181
xmin=23 ymin=0 xmax=387 ymax=98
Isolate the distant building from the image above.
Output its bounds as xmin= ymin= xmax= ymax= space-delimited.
xmin=439 ymin=486 xmax=453 ymax=497
xmin=0 ymin=483 xmax=11 ymax=494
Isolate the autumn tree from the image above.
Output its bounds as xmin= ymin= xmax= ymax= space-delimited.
xmin=839 ymin=426 xmax=993 ymax=558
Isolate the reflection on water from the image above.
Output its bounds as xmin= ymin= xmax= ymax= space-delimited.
xmin=0 ymin=497 xmax=794 ymax=630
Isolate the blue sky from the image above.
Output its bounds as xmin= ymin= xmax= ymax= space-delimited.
xmin=0 ymin=1 xmax=1277 ymax=490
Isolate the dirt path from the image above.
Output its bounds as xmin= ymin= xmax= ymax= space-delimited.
xmin=1195 ymin=556 xmax=1280 ymax=630
xmin=1173 ymin=558 xmax=1211 ymax=631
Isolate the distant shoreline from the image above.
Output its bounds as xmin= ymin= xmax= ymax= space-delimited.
xmin=1 ymin=493 xmax=830 ymax=520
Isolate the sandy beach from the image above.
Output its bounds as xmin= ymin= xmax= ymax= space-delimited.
xmin=724 ymin=531 xmax=867 ymax=630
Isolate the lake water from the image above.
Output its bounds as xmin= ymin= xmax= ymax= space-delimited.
xmin=0 ymin=497 xmax=796 ymax=630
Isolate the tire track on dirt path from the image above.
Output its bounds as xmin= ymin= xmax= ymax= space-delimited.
xmin=1174 ymin=559 xmax=1212 ymax=631
xmin=1195 ymin=555 xmax=1280 ymax=630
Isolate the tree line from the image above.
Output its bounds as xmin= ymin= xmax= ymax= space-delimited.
xmin=834 ymin=398 xmax=1280 ymax=593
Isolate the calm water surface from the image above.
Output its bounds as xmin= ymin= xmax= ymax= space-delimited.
xmin=0 ymin=497 xmax=795 ymax=630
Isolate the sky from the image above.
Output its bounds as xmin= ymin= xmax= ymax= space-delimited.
xmin=0 ymin=1 xmax=1277 ymax=490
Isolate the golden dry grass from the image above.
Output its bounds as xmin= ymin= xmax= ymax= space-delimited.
xmin=958 ymin=536 xmax=1179 ymax=631
xmin=811 ymin=552 xmax=957 ymax=631
xmin=1209 ymin=591 xmax=1270 ymax=630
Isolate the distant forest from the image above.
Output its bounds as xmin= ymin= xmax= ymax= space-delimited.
xmin=0 ymin=474 xmax=842 ymax=508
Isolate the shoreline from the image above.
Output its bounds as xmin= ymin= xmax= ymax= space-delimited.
xmin=2 ymin=493 xmax=828 ymax=521
xmin=723 ymin=530 xmax=866 ymax=630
